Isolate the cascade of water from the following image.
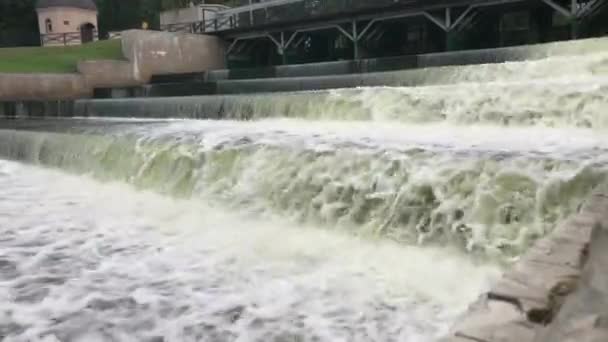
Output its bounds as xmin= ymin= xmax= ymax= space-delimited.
xmin=0 ymin=119 xmax=606 ymax=258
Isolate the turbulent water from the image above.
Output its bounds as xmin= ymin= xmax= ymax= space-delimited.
xmin=2 ymin=39 xmax=608 ymax=341
xmin=0 ymin=160 xmax=498 ymax=341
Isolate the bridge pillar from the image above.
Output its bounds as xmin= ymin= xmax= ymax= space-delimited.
xmin=445 ymin=31 xmax=456 ymax=51
xmin=353 ymin=21 xmax=360 ymax=60
xmin=571 ymin=19 xmax=580 ymax=39
xmin=540 ymin=0 xmax=607 ymax=40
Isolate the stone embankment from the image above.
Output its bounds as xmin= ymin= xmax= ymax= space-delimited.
xmin=442 ymin=185 xmax=608 ymax=342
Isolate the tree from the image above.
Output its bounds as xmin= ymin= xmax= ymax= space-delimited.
xmin=94 ymin=0 xmax=164 ymax=36
xmin=0 ymin=0 xmax=38 ymax=47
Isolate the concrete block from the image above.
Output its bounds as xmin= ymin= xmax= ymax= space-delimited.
xmin=511 ymin=259 xmax=580 ymax=293
xmin=451 ymin=300 xmax=523 ymax=332
xmin=121 ymin=30 xmax=225 ymax=82
xmin=521 ymin=237 xmax=587 ymax=269
xmin=77 ymin=60 xmax=141 ymax=88
xmin=490 ymin=276 xmax=550 ymax=313
xmin=0 ymin=73 xmax=91 ymax=101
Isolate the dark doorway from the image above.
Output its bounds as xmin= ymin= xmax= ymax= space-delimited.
xmin=80 ymin=23 xmax=95 ymax=43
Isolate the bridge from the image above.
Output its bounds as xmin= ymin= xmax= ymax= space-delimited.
xmin=164 ymin=0 xmax=607 ymax=65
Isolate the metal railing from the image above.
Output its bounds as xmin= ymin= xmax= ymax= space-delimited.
xmin=40 ymin=30 xmax=98 ymax=46
xmin=161 ymin=0 xmax=400 ymax=33
xmin=160 ymin=0 xmax=526 ymax=34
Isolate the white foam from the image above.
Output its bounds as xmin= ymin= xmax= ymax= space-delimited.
xmin=0 ymin=160 xmax=499 ymax=341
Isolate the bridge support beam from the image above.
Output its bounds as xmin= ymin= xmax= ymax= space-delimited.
xmin=353 ymin=21 xmax=359 ymax=60
xmin=540 ymin=0 xmax=607 ymax=39
xmin=422 ymin=7 xmax=478 ymax=51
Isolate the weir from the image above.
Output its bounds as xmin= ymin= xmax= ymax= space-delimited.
xmin=0 ymin=38 xmax=607 ymax=341
xmin=112 ymin=37 xmax=608 ymax=98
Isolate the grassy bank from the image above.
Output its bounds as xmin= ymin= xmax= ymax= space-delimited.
xmin=0 ymin=40 xmax=123 ymax=74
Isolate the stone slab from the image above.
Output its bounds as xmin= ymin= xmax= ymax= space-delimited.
xmin=441 ymin=185 xmax=606 ymax=342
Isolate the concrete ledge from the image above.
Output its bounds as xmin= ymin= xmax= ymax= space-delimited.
xmin=77 ymin=60 xmax=141 ymax=88
xmin=0 ymin=74 xmax=91 ymax=101
xmin=442 ymin=187 xmax=608 ymax=342
xmin=0 ymin=100 xmax=75 ymax=117
xmin=533 ymin=192 xmax=608 ymax=342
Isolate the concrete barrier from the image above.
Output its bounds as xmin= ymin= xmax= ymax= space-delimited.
xmin=121 ymin=30 xmax=225 ymax=82
xmin=533 ymin=190 xmax=608 ymax=342
xmin=442 ymin=185 xmax=608 ymax=342
xmin=0 ymin=74 xmax=91 ymax=101
xmin=77 ymin=60 xmax=141 ymax=88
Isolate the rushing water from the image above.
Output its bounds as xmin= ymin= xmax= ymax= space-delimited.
xmin=0 ymin=160 xmax=497 ymax=342
xmin=2 ymin=40 xmax=608 ymax=341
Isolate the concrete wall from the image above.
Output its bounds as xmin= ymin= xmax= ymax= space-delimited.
xmin=76 ymin=30 xmax=226 ymax=89
xmin=77 ymin=60 xmax=141 ymax=89
xmin=0 ymin=74 xmax=90 ymax=101
xmin=121 ymin=30 xmax=225 ymax=83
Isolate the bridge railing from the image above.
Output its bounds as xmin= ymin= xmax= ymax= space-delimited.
xmin=161 ymin=0 xmax=465 ymax=34
xmin=219 ymin=0 xmax=422 ymax=30
xmin=161 ymin=17 xmax=235 ymax=34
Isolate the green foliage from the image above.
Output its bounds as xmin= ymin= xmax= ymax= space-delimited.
xmin=0 ymin=0 xmax=37 ymax=30
xmin=0 ymin=0 xmax=39 ymax=47
xmin=0 ymin=40 xmax=123 ymax=73
xmin=94 ymin=0 xmax=163 ymax=35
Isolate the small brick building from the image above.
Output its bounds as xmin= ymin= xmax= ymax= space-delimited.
xmin=36 ymin=0 xmax=98 ymax=47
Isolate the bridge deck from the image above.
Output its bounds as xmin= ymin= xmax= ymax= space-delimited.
xmin=163 ymin=0 xmax=539 ymax=36
xmin=160 ymin=0 xmax=605 ymax=63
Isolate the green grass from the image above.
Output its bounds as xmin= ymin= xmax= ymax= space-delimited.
xmin=0 ymin=40 xmax=124 ymax=74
